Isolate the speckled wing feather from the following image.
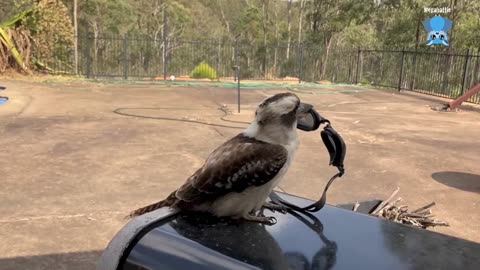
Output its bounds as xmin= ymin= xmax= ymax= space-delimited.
xmin=175 ymin=134 xmax=288 ymax=204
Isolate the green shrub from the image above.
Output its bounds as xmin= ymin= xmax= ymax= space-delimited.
xmin=359 ymin=78 xmax=371 ymax=85
xmin=191 ymin=61 xmax=217 ymax=80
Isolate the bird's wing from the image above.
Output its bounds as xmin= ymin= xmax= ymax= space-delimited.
xmin=175 ymin=134 xmax=288 ymax=204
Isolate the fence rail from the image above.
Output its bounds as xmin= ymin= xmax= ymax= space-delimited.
xmin=36 ymin=34 xmax=480 ymax=104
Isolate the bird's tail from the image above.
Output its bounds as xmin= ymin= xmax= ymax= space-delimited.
xmin=127 ymin=192 xmax=177 ymax=218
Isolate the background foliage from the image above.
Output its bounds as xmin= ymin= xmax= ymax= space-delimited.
xmin=0 ymin=0 xmax=478 ymax=85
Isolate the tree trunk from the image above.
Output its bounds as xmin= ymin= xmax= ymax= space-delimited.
xmin=441 ymin=0 xmax=458 ymax=95
xmin=73 ymin=0 xmax=78 ymax=74
xmin=262 ymin=0 xmax=268 ymax=79
xmin=217 ymin=0 xmax=230 ymax=35
xmin=286 ymin=0 xmax=292 ymax=60
xmin=153 ymin=0 xmax=161 ymax=46
xmin=470 ymin=49 xmax=480 ymax=88
xmin=273 ymin=0 xmax=278 ymax=77
xmin=410 ymin=19 xmax=420 ymax=90
xmin=93 ymin=22 xmax=98 ymax=79
xmin=297 ymin=0 xmax=305 ymax=48
xmin=314 ymin=58 xmax=320 ymax=81
xmin=162 ymin=1 xmax=167 ymax=80
xmin=321 ymin=36 xmax=332 ymax=79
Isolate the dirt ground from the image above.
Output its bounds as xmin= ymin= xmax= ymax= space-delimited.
xmin=0 ymin=79 xmax=479 ymax=269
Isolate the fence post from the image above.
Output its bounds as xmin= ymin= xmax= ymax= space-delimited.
xmin=332 ymin=51 xmax=337 ymax=83
xmin=234 ymin=39 xmax=238 ymax=82
xmin=410 ymin=47 xmax=418 ymax=90
xmin=354 ymin=47 xmax=361 ymax=84
xmin=461 ymin=49 xmax=470 ymax=95
xmin=123 ymin=34 xmax=128 ymax=80
xmin=398 ymin=48 xmax=406 ymax=91
xmin=297 ymin=44 xmax=304 ymax=83
xmin=237 ymin=65 xmax=241 ymax=113
xmin=85 ymin=31 xmax=91 ymax=79
xmin=162 ymin=37 xmax=167 ymax=81
xmin=216 ymin=42 xmax=220 ymax=79
xmin=234 ymin=38 xmax=240 ymax=113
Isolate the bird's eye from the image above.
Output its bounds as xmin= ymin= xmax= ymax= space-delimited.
xmin=431 ymin=34 xmax=436 ymax=40
xmin=440 ymin=34 xmax=445 ymax=40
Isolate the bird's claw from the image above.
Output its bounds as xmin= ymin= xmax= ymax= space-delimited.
xmin=242 ymin=213 xmax=277 ymax=225
xmin=265 ymin=216 xmax=277 ymax=225
xmin=256 ymin=212 xmax=277 ymax=225
xmin=262 ymin=202 xmax=288 ymax=214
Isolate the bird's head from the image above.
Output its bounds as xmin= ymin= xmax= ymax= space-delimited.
xmin=245 ymin=92 xmax=312 ymax=144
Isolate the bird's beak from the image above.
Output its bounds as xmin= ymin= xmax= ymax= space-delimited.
xmin=296 ymin=102 xmax=313 ymax=117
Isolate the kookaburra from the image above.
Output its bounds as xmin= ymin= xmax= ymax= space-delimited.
xmin=129 ymin=92 xmax=311 ymax=224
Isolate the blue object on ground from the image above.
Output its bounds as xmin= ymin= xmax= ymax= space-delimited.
xmin=0 ymin=97 xmax=8 ymax=105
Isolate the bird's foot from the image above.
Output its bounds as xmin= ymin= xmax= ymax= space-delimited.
xmin=242 ymin=213 xmax=277 ymax=225
xmin=262 ymin=202 xmax=288 ymax=213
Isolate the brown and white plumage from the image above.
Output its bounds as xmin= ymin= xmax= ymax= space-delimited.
xmin=129 ymin=92 xmax=310 ymax=223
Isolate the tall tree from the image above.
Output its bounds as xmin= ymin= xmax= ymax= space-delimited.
xmin=297 ymin=0 xmax=304 ymax=48
xmin=73 ymin=0 xmax=78 ymax=74
xmin=273 ymin=0 xmax=279 ymax=73
xmin=286 ymin=0 xmax=292 ymax=59
xmin=261 ymin=0 xmax=269 ymax=77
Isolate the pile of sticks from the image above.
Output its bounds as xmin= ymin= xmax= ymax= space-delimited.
xmin=356 ymin=187 xmax=449 ymax=229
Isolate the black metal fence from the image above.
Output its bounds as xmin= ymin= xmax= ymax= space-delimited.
xmin=36 ymin=34 xmax=480 ymax=104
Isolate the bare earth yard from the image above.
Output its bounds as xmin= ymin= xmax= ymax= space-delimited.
xmin=0 ymin=79 xmax=479 ymax=269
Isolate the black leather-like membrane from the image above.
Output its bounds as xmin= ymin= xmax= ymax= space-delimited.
xmin=276 ymin=107 xmax=346 ymax=212
xmin=321 ymin=125 xmax=346 ymax=171
xmin=297 ymin=107 xmax=323 ymax=131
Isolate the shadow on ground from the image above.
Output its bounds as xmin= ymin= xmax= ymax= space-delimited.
xmin=113 ymin=107 xmax=247 ymax=129
xmin=431 ymin=171 xmax=480 ymax=193
xmin=0 ymin=250 xmax=102 ymax=270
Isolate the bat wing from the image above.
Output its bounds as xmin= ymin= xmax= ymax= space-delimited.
xmin=422 ymin=18 xmax=433 ymax=32
xmin=442 ymin=17 xmax=452 ymax=32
